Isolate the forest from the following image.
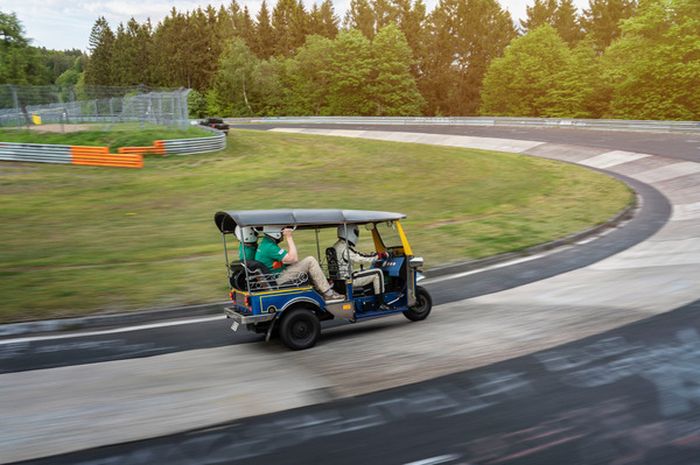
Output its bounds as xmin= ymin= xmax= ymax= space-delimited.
xmin=1 ymin=0 xmax=698 ymax=119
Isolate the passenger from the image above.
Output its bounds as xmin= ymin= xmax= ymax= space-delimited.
xmin=332 ymin=225 xmax=387 ymax=305
xmin=235 ymin=226 xmax=258 ymax=262
xmin=256 ymin=226 xmax=344 ymax=301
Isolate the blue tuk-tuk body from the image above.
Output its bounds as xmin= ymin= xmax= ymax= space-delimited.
xmin=214 ymin=209 xmax=432 ymax=350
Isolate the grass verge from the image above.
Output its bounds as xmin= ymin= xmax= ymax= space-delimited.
xmin=0 ymin=123 xmax=211 ymax=152
xmin=0 ymin=129 xmax=633 ymax=322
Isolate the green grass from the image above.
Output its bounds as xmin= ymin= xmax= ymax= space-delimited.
xmin=0 ymin=129 xmax=633 ymax=322
xmin=0 ymin=123 xmax=211 ymax=151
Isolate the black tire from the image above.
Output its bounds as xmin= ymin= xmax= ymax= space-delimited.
xmin=403 ymin=286 xmax=432 ymax=321
xmin=279 ymin=308 xmax=321 ymax=350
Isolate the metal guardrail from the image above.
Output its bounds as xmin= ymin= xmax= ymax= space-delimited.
xmin=0 ymin=142 xmax=72 ymax=164
xmin=161 ymin=127 xmax=226 ymax=155
xmin=0 ymin=128 xmax=226 ymax=168
xmin=229 ymin=116 xmax=700 ymax=134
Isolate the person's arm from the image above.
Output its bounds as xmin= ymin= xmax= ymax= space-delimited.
xmin=281 ymin=228 xmax=298 ymax=264
xmin=347 ymin=246 xmax=376 ymax=264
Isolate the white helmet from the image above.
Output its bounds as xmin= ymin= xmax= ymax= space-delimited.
xmin=234 ymin=226 xmax=258 ymax=244
xmin=337 ymin=225 xmax=360 ymax=245
xmin=263 ymin=226 xmax=283 ymax=241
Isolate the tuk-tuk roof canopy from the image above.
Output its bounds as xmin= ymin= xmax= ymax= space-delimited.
xmin=214 ymin=209 xmax=406 ymax=233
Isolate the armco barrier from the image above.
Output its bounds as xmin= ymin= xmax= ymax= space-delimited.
xmin=160 ymin=129 xmax=226 ymax=155
xmin=0 ymin=142 xmax=142 ymax=168
xmin=0 ymin=128 xmax=226 ymax=168
xmin=230 ymin=116 xmax=700 ymax=134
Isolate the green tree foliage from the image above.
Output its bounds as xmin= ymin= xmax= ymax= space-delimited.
xmin=84 ymin=16 xmax=114 ymax=86
xmin=554 ymin=0 xmax=584 ymax=44
xmin=521 ymin=0 xmax=583 ymax=44
xmin=0 ymin=12 xmax=44 ymax=85
xmin=582 ymin=0 xmax=637 ymax=51
xmin=521 ymin=0 xmax=558 ymax=31
xmin=369 ymin=24 xmax=424 ymax=115
xmin=325 ymin=29 xmax=374 ymax=115
xmin=543 ymin=39 xmax=609 ymax=117
xmin=421 ymin=0 xmax=516 ymax=115
xmin=272 ymin=0 xmax=309 ymax=56
xmin=480 ymin=25 xmax=571 ymax=116
xmin=280 ymin=34 xmax=335 ymax=114
xmin=602 ymin=0 xmax=700 ymax=119
xmin=210 ymin=38 xmax=261 ymax=115
xmin=254 ymin=1 xmax=276 ymax=58
xmin=345 ymin=0 xmax=376 ymax=38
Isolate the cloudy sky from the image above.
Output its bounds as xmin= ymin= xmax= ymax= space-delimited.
xmin=5 ymin=0 xmax=590 ymax=51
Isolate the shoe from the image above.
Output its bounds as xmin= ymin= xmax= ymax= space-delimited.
xmin=323 ymin=290 xmax=344 ymax=301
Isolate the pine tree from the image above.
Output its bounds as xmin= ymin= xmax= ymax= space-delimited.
xmin=272 ymin=0 xmax=309 ymax=55
xmin=369 ymin=24 xmax=424 ymax=115
xmin=345 ymin=0 xmax=376 ymax=39
xmin=318 ymin=0 xmax=340 ymax=38
xmin=0 ymin=12 xmax=43 ymax=85
xmin=255 ymin=1 xmax=276 ymax=58
xmin=84 ymin=16 xmax=115 ymax=86
xmin=581 ymin=0 xmax=637 ymax=51
xmin=520 ymin=0 xmax=558 ymax=32
xmin=554 ymin=0 xmax=583 ymax=44
xmin=422 ymin=0 xmax=517 ymax=115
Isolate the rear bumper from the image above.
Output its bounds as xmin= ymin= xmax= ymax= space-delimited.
xmin=224 ymin=307 xmax=276 ymax=325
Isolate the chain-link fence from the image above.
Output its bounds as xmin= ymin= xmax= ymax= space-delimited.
xmin=0 ymin=85 xmax=190 ymax=129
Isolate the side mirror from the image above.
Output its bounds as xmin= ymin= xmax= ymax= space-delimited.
xmin=409 ymin=257 xmax=424 ymax=268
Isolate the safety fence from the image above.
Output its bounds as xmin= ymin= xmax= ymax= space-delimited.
xmin=231 ymin=116 xmax=700 ymax=134
xmin=0 ymin=129 xmax=226 ymax=168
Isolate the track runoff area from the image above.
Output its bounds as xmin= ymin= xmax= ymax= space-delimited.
xmin=3 ymin=124 xmax=700 ymax=465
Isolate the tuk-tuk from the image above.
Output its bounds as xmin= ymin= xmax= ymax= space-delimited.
xmin=214 ymin=209 xmax=432 ymax=350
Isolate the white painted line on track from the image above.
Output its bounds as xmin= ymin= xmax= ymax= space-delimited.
xmin=402 ymin=454 xmax=462 ymax=465
xmin=0 ymin=315 xmax=224 ymax=345
xmin=421 ymin=251 xmax=553 ymax=285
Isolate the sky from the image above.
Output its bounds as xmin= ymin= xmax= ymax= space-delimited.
xmin=4 ymin=0 xmax=591 ymax=51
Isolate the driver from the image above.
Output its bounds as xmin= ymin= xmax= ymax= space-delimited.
xmin=332 ymin=225 xmax=387 ymax=306
xmin=234 ymin=226 xmax=258 ymax=262
xmin=256 ymin=226 xmax=344 ymax=301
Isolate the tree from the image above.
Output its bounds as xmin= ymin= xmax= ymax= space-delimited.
xmin=0 ymin=12 xmax=43 ymax=85
xmin=542 ymin=39 xmax=609 ymax=117
xmin=85 ymin=16 xmax=115 ymax=86
xmin=344 ymin=0 xmax=376 ymax=38
xmin=272 ymin=0 xmax=309 ymax=56
xmin=554 ymin=0 xmax=584 ymax=44
xmin=280 ymin=34 xmax=335 ymax=114
xmin=325 ymin=30 xmax=374 ymax=115
xmin=317 ymin=0 xmax=340 ymax=38
xmin=369 ymin=24 xmax=424 ymax=115
xmin=480 ymin=25 xmax=571 ymax=116
xmin=254 ymin=1 xmax=276 ymax=58
xmin=601 ymin=0 xmax=700 ymax=120
xmin=581 ymin=0 xmax=637 ymax=51
xmin=210 ymin=38 xmax=260 ymax=115
xmin=521 ymin=0 xmax=558 ymax=32
xmin=421 ymin=0 xmax=517 ymax=115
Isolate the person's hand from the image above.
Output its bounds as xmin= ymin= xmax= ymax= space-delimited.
xmin=282 ymin=228 xmax=294 ymax=239
xmin=377 ymin=251 xmax=389 ymax=260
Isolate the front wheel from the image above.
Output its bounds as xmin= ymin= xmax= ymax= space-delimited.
xmin=403 ymin=286 xmax=432 ymax=321
xmin=279 ymin=308 xmax=321 ymax=350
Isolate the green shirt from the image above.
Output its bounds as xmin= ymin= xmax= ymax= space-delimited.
xmin=255 ymin=236 xmax=288 ymax=275
xmin=238 ymin=243 xmax=257 ymax=262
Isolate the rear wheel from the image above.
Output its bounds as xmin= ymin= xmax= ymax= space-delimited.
xmin=279 ymin=308 xmax=321 ymax=350
xmin=403 ymin=286 xmax=432 ymax=321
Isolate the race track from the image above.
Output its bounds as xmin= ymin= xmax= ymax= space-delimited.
xmin=2 ymin=123 xmax=699 ymax=465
